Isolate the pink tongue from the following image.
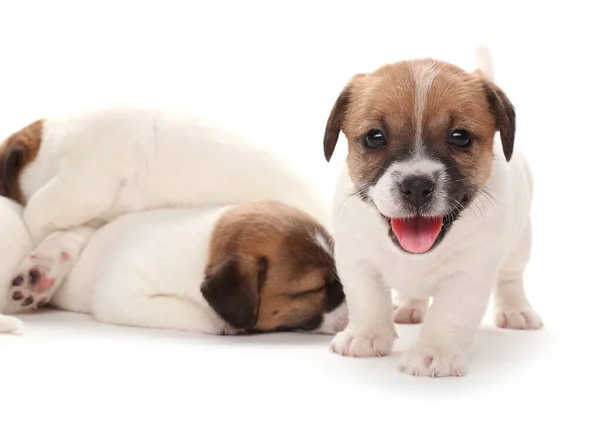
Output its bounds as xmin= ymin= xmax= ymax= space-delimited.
xmin=391 ymin=216 xmax=443 ymax=254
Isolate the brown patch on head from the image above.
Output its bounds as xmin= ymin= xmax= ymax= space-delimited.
xmin=323 ymin=58 xmax=515 ymax=193
xmin=200 ymin=201 xmax=346 ymax=333
xmin=0 ymin=119 xmax=44 ymax=204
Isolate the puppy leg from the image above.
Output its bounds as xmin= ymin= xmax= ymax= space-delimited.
xmin=93 ymin=294 xmax=235 ymax=335
xmin=330 ymin=257 xmax=396 ymax=357
xmin=23 ymin=171 xmax=121 ymax=243
xmin=0 ymin=315 xmax=25 ymax=333
xmin=393 ymin=296 xmax=430 ymax=324
xmin=493 ymin=220 xmax=543 ymax=330
xmin=7 ymin=225 xmax=96 ymax=313
xmin=398 ymin=265 xmax=497 ymax=377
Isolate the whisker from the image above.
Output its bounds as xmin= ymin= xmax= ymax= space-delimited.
xmin=470 ymin=199 xmax=486 ymax=224
xmin=478 ymin=189 xmax=501 ymax=211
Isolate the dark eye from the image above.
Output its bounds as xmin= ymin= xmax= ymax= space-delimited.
xmin=449 ymin=129 xmax=471 ymax=148
xmin=363 ymin=129 xmax=386 ymax=149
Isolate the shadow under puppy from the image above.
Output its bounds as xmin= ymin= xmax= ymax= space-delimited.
xmin=18 ymin=201 xmax=349 ymax=335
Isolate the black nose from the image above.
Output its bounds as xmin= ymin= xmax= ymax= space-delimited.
xmin=400 ymin=176 xmax=435 ymax=208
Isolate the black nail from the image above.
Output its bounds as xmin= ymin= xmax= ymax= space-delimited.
xmin=12 ymin=291 xmax=23 ymax=301
xmin=22 ymin=297 xmax=34 ymax=307
xmin=11 ymin=276 xmax=24 ymax=286
xmin=29 ymin=269 xmax=40 ymax=285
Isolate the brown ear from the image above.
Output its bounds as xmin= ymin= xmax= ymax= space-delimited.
xmin=482 ymin=79 xmax=516 ymax=161
xmin=323 ymin=80 xmax=357 ymax=162
xmin=0 ymin=143 xmax=25 ymax=201
xmin=200 ymin=254 xmax=268 ymax=330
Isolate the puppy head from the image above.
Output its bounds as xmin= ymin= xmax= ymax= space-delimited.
xmin=0 ymin=119 xmax=44 ymax=204
xmin=324 ymin=58 xmax=515 ymax=254
xmin=200 ymin=201 xmax=348 ymax=335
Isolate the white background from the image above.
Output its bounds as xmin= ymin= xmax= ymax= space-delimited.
xmin=1 ymin=1 xmax=598 ymax=446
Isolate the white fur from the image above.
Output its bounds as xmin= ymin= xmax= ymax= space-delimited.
xmin=0 ymin=197 xmax=34 ymax=332
xmin=8 ymin=107 xmax=331 ymax=310
xmin=473 ymin=43 xmax=494 ymax=79
xmin=329 ymin=47 xmax=542 ymax=377
xmin=52 ymin=208 xmax=235 ymax=334
xmin=20 ymin=107 xmax=330 ymax=240
xmin=314 ymin=230 xmax=334 ymax=258
xmin=412 ymin=61 xmax=439 ymax=153
xmin=50 ymin=207 xmax=345 ymax=335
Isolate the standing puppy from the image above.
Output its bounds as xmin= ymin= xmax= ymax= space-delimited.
xmin=324 ymin=45 xmax=542 ymax=377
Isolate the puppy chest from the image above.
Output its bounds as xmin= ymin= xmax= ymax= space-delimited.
xmin=378 ymin=255 xmax=447 ymax=298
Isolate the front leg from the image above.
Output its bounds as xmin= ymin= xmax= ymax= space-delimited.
xmin=6 ymin=225 xmax=97 ymax=313
xmin=23 ymin=170 xmax=121 ymax=243
xmin=330 ymin=257 xmax=397 ymax=357
xmin=398 ymin=267 xmax=497 ymax=377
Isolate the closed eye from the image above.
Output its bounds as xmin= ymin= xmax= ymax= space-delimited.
xmin=286 ymin=285 xmax=326 ymax=298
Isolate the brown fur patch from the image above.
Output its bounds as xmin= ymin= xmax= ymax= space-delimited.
xmin=201 ymin=201 xmax=343 ymax=332
xmin=324 ymin=58 xmax=515 ymax=192
xmin=0 ymin=119 xmax=44 ymax=204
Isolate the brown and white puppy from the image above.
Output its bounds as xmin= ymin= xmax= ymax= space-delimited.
xmin=0 ymin=107 xmax=332 ymax=313
xmin=49 ymin=201 xmax=347 ymax=335
xmin=324 ymin=45 xmax=542 ymax=376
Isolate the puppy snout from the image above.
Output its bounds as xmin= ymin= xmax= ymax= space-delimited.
xmin=400 ymin=176 xmax=435 ymax=209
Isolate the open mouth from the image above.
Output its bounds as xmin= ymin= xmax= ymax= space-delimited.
xmin=381 ymin=214 xmax=450 ymax=254
xmin=378 ymin=191 xmax=471 ymax=254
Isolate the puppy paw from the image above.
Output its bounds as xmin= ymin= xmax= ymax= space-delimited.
xmin=330 ymin=326 xmax=396 ymax=357
xmin=393 ymin=298 xmax=428 ymax=324
xmin=0 ymin=315 xmax=25 ymax=334
xmin=495 ymin=307 xmax=543 ymax=330
xmin=7 ymin=251 xmax=73 ymax=312
xmin=398 ymin=345 xmax=468 ymax=377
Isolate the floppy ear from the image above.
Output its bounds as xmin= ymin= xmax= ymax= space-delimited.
xmin=323 ymin=80 xmax=356 ymax=162
xmin=200 ymin=254 xmax=268 ymax=330
xmin=0 ymin=143 xmax=25 ymax=200
xmin=482 ymin=80 xmax=516 ymax=162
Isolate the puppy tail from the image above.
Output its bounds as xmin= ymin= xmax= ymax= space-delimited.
xmin=0 ymin=314 xmax=24 ymax=334
xmin=473 ymin=43 xmax=494 ymax=80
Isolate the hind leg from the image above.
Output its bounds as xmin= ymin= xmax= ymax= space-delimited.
xmin=93 ymin=293 xmax=236 ymax=335
xmin=7 ymin=225 xmax=97 ymax=313
xmin=493 ymin=220 xmax=543 ymax=330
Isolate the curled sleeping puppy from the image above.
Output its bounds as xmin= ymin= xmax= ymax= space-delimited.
xmin=0 ymin=197 xmax=33 ymax=332
xmin=323 ymin=45 xmax=542 ymax=376
xmin=51 ymin=201 xmax=348 ymax=335
xmin=0 ymin=107 xmax=331 ymax=314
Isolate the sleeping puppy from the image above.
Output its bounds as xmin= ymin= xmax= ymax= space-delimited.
xmin=0 ymin=107 xmax=330 ymax=313
xmin=323 ymin=45 xmax=542 ymax=377
xmin=0 ymin=197 xmax=33 ymax=332
xmin=51 ymin=201 xmax=347 ymax=335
